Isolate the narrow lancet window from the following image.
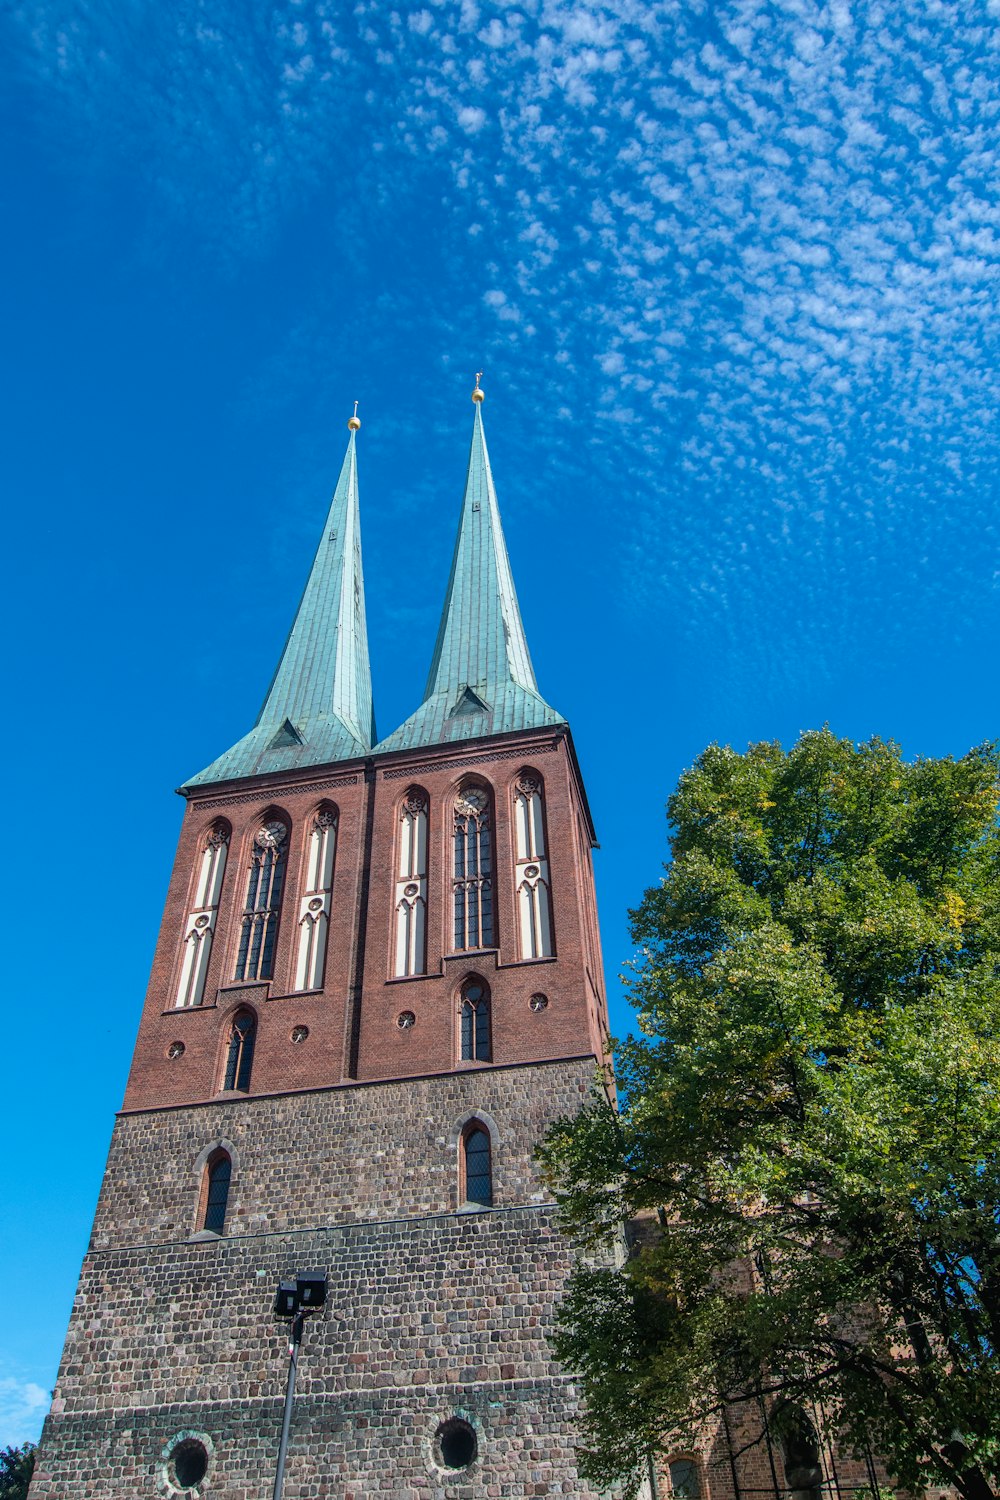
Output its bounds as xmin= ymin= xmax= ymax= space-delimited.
xmin=394 ymin=789 xmax=428 ymax=977
xmin=513 ymin=772 xmax=553 ymax=959
xmin=452 ymin=787 xmax=493 ymax=950
xmin=463 ymin=1124 xmax=493 ymax=1206
xmin=459 ymin=978 xmax=491 ymax=1062
xmin=203 ymin=1150 xmax=232 ymax=1234
xmin=175 ymin=823 xmax=229 ymax=1008
xmin=776 ymin=1405 xmax=823 ymax=1500
xmin=223 ymin=1010 xmax=256 ymax=1092
xmin=293 ymin=808 xmax=337 ymax=991
xmin=234 ymin=820 xmax=287 ymax=982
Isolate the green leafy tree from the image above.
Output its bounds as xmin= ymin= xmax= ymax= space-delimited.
xmin=0 ymin=1445 xmax=36 ymax=1500
xmin=539 ymin=731 xmax=1000 ymax=1500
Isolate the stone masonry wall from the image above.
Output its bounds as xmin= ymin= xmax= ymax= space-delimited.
xmin=32 ymin=1381 xmax=599 ymax=1499
xmin=34 ymin=1208 xmax=615 ymax=1498
xmin=91 ymin=1058 xmax=597 ymax=1249
xmin=30 ymin=1059 xmax=616 ymax=1496
xmin=55 ymin=1208 xmax=583 ymax=1416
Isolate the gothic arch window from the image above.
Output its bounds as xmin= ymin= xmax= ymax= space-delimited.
xmin=394 ymin=788 xmax=428 ymax=977
xmin=234 ymin=817 xmax=288 ymax=982
xmin=175 ymin=822 xmax=230 ymax=1008
xmin=512 ymin=771 xmax=553 ymax=959
xmin=452 ymin=785 xmax=494 ymax=951
xmin=459 ymin=977 xmax=491 ymax=1063
xmin=293 ymin=806 xmax=337 ymax=991
xmin=222 ymin=1009 xmax=256 ymax=1092
xmin=774 ymin=1404 xmax=823 ymax=1500
xmin=202 ymin=1149 xmax=232 ymax=1235
xmin=461 ymin=1121 xmax=493 ymax=1207
xmin=668 ymin=1458 xmax=700 ymax=1499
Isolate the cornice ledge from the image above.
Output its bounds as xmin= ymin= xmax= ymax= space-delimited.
xmin=182 ymin=764 xmax=365 ymax=807
xmin=379 ymin=726 xmax=566 ymax=781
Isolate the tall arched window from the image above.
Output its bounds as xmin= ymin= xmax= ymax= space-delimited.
xmin=294 ymin=808 xmax=337 ymax=990
xmin=394 ymin=789 xmax=428 ymax=976
xmin=668 ymin=1458 xmax=700 ymax=1499
xmin=175 ymin=823 xmax=230 ymax=1008
xmin=202 ymin=1149 xmax=232 ymax=1234
xmin=774 ymin=1404 xmax=823 ymax=1500
xmin=459 ymin=977 xmax=491 ymax=1062
xmin=462 ymin=1123 xmax=493 ymax=1206
xmin=512 ymin=772 xmax=553 ymax=959
xmin=234 ymin=819 xmax=287 ymax=982
xmin=223 ymin=1010 xmax=256 ymax=1092
xmin=452 ymin=787 xmax=493 ymax=950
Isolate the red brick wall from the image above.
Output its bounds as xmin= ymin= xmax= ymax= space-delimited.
xmin=122 ymin=725 xmax=609 ymax=1113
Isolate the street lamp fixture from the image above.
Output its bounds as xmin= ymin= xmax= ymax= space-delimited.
xmin=271 ymin=1269 xmax=328 ymax=1500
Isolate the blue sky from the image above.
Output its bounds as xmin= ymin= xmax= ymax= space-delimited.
xmin=2 ymin=0 xmax=999 ymax=1450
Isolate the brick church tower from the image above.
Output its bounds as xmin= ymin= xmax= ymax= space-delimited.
xmin=30 ymin=383 xmax=618 ymax=1497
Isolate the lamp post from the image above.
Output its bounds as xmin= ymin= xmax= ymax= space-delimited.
xmin=271 ymin=1270 xmax=327 ymax=1500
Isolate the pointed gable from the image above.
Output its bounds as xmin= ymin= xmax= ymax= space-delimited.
xmin=448 ymin=685 xmax=490 ymax=718
xmin=377 ymin=393 xmax=563 ymax=754
xmin=184 ymin=424 xmax=376 ymax=787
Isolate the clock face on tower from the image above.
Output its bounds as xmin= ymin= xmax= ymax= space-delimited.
xmin=255 ymin=821 xmax=287 ymax=850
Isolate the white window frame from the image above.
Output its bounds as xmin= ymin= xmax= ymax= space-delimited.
xmin=175 ymin=826 xmax=229 ymax=1008
xmin=394 ymin=791 xmax=428 ymax=976
xmin=293 ymin=809 xmax=337 ymax=991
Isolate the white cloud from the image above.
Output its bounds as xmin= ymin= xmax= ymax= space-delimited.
xmin=0 ymin=1376 xmax=49 ymax=1447
xmin=7 ymin=0 xmax=1000 ymax=696
xmin=456 ymin=104 xmax=487 ymax=132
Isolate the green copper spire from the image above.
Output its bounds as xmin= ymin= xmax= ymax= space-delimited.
xmin=185 ymin=418 xmax=376 ymax=787
xmin=377 ymin=385 xmax=563 ymax=753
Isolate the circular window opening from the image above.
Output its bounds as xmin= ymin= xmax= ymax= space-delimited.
xmin=529 ymin=993 xmax=549 ymax=1012
xmin=171 ymin=1438 xmax=208 ymax=1489
xmin=464 ymin=983 xmax=484 ymax=1002
xmin=397 ymin=1010 xmax=415 ymax=1030
xmin=436 ymin=1417 xmax=477 ymax=1470
xmin=167 ymin=1041 xmax=186 ymax=1059
xmin=290 ymin=1025 xmax=309 ymax=1043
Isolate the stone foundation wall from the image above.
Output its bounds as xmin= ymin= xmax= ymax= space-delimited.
xmin=31 ymin=1381 xmax=596 ymax=1499
xmin=35 ymin=1206 xmax=612 ymax=1497
xmin=32 ymin=1060 xmax=617 ymax=1497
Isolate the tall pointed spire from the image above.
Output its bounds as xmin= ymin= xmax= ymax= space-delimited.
xmin=185 ymin=416 xmax=376 ymax=787
xmin=377 ymin=380 xmax=563 ymax=753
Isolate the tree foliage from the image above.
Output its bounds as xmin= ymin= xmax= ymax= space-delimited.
xmin=0 ymin=1445 xmax=36 ymax=1500
xmin=539 ymin=731 xmax=1000 ymax=1500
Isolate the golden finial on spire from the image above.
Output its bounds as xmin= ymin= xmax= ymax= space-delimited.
xmin=472 ymin=371 xmax=484 ymax=403
xmin=348 ymin=400 xmax=361 ymax=432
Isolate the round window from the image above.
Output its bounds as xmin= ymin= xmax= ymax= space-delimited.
xmin=167 ymin=1041 xmax=186 ymax=1059
xmin=463 ymin=983 xmax=484 ymax=1002
xmin=436 ymin=1417 xmax=477 ymax=1469
xmin=171 ymin=1438 xmax=208 ymax=1489
xmin=397 ymin=1010 xmax=416 ymax=1030
xmin=291 ymin=1025 xmax=309 ymax=1043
